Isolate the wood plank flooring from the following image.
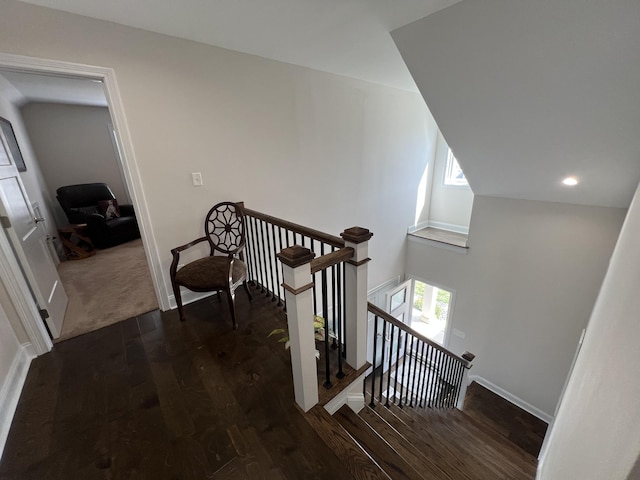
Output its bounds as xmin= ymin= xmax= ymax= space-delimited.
xmin=1 ymin=288 xmax=544 ymax=479
xmin=0 ymin=291 xmax=354 ymax=480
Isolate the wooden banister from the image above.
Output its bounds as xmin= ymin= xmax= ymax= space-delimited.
xmin=243 ymin=207 xmax=345 ymax=248
xmin=310 ymin=247 xmax=354 ymax=275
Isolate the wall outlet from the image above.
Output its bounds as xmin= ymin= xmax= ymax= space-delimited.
xmin=453 ymin=328 xmax=465 ymax=339
xmin=192 ymin=172 xmax=203 ymax=186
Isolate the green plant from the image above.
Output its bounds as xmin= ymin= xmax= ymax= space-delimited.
xmin=268 ymin=315 xmax=326 ymax=359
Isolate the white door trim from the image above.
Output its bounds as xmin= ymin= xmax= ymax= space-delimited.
xmin=0 ymin=52 xmax=168 ymax=355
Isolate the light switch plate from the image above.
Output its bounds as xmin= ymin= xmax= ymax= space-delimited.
xmin=192 ymin=172 xmax=203 ymax=186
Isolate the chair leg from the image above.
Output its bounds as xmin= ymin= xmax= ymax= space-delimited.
xmin=226 ymin=289 xmax=238 ymax=330
xmin=172 ymin=281 xmax=186 ymax=322
xmin=243 ymin=281 xmax=252 ymax=301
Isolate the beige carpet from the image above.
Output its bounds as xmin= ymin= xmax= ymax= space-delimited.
xmin=55 ymin=238 xmax=158 ymax=342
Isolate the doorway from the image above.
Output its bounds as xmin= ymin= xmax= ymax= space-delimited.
xmin=409 ymin=279 xmax=453 ymax=347
xmin=0 ymin=53 xmax=163 ymax=354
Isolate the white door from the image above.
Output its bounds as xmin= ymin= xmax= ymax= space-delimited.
xmin=0 ymin=123 xmax=68 ymax=338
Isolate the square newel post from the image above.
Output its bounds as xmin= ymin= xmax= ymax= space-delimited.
xmin=456 ymin=351 xmax=475 ymax=410
xmin=341 ymin=227 xmax=373 ymax=370
xmin=278 ymin=245 xmax=319 ymax=412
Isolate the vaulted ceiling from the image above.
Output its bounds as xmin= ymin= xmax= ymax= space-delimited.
xmin=15 ymin=0 xmax=640 ymax=208
xmin=393 ymin=0 xmax=640 ymax=208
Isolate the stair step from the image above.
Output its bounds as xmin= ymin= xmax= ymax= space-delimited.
xmin=381 ymin=403 xmax=536 ymax=479
xmin=336 ymin=405 xmax=424 ymax=480
xmin=304 ymin=406 xmax=389 ymax=480
xmin=358 ymin=406 xmax=455 ymax=480
xmin=397 ymin=404 xmax=536 ymax=471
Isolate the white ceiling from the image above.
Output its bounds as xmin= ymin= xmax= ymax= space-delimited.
xmin=394 ymin=0 xmax=640 ymax=208
xmin=17 ymin=0 xmax=460 ymax=92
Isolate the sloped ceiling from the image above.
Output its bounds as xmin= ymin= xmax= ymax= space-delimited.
xmin=17 ymin=0 xmax=460 ymax=92
xmin=393 ymin=0 xmax=640 ymax=208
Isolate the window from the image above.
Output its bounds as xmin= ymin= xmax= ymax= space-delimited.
xmin=444 ymin=149 xmax=468 ymax=187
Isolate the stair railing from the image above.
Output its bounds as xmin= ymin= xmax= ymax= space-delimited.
xmin=241 ymin=204 xmax=372 ymax=412
xmin=367 ymin=302 xmax=474 ymax=410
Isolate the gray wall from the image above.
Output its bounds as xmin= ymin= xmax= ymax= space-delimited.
xmin=538 ymin=183 xmax=640 ymax=478
xmin=406 ymin=195 xmax=625 ymax=417
xmin=20 ymin=102 xmax=126 ymax=228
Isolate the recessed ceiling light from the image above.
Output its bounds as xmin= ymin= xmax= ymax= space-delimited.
xmin=562 ymin=177 xmax=578 ymax=186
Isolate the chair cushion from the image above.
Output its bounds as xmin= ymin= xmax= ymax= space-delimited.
xmin=175 ymin=256 xmax=248 ymax=291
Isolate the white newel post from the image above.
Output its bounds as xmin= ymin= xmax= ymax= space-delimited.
xmin=456 ymin=351 xmax=475 ymax=410
xmin=278 ymin=245 xmax=319 ymax=412
xmin=341 ymin=227 xmax=373 ymax=370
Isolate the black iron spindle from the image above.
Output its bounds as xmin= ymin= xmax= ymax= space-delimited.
xmin=398 ymin=331 xmax=409 ymax=408
xmin=425 ymin=345 xmax=435 ymax=408
xmin=385 ymin=324 xmax=394 ymax=408
xmin=410 ymin=336 xmax=420 ymax=407
xmin=331 ymin=256 xmax=338 ymax=350
xmin=274 ymin=225 xmax=283 ymax=306
xmin=321 ymin=268 xmax=332 ymax=389
xmin=417 ymin=341 xmax=427 ymax=408
xmin=336 ymin=262 xmax=344 ymax=378
xmin=265 ymin=222 xmax=277 ymax=301
xmin=378 ymin=316 xmax=386 ymax=404
xmin=369 ymin=314 xmax=378 ymax=407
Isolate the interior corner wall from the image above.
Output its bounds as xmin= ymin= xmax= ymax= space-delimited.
xmin=426 ymin=131 xmax=473 ymax=231
xmin=537 ymin=183 xmax=640 ymax=479
xmin=405 ymin=195 xmax=625 ymax=417
xmin=20 ymin=102 xmax=126 ymax=229
xmin=0 ymin=0 xmax=432 ymax=301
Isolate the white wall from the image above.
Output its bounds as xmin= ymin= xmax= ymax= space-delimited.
xmin=406 ymin=195 xmax=625 ymax=417
xmin=0 ymin=0 xmax=433 ymax=304
xmin=20 ymin=102 xmax=127 ymax=228
xmin=538 ymin=184 xmax=640 ymax=479
xmin=422 ymin=131 xmax=473 ymax=232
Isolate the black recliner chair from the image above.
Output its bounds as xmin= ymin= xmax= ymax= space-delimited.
xmin=57 ymin=183 xmax=140 ymax=249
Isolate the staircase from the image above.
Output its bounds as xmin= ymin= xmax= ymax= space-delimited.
xmin=306 ymin=400 xmax=538 ymax=480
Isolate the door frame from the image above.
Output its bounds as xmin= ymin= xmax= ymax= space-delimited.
xmin=0 ymin=52 xmax=166 ymax=355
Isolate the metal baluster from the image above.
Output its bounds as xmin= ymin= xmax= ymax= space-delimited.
xmin=369 ymin=314 xmax=378 ymax=407
xmin=378 ymin=316 xmax=386 ymax=404
xmin=265 ymin=222 xmax=276 ymax=301
xmin=341 ymin=263 xmax=347 ymax=358
xmin=253 ymin=218 xmax=264 ymax=293
xmin=244 ymin=215 xmax=255 ymax=285
xmin=394 ymin=327 xmax=403 ymax=407
xmin=321 ymin=268 xmax=332 ymax=389
xmin=385 ymin=324 xmax=394 ymax=408
xmin=409 ymin=336 xmax=420 ymax=407
xmin=331 ymin=252 xmax=338 ymax=351
xmin=273 ymin=225 xmax=283 ymax=306
xmin=336 ymin=262 xmax=344 ymax=378
xmin=450 ymin=360 xmax=462 ymax=408
xmin=417 ymin=341 xmax=427 ymax=408
xmin=398 ymin=332 xmax=409 ymax=408
xmin=425 ymin=345 xmax=435 ymax=408
xmin=259 ymin=219 xmax=271 ymax=297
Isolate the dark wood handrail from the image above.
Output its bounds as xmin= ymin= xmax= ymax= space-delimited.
xmin=243 ymin=207 xmax=345 ymax=248
xmin=310 ymin=248 xmax=354 ymax=274
xmin=367 ymin=302 xmax=471 ymax=367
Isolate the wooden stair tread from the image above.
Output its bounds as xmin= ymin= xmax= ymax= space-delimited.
xmin=396 ymin=404 xmax=536 ymax=470
xmin=304 ymin=406 xmax=388 ymax=480
xmin=383 ymin=404 xmax=536 ymax=479
xmin=336 ymin=405 xmax=424 ymax=480
xmin=359 ymin=406 xmax=455 ymax=480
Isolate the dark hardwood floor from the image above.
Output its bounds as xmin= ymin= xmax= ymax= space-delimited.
xmin=463 ymin=381 xmax=548 ymax=457
xmin=0 ymin=289 xmax=546 ymax=479
xmin=0 ymin=291 xmax=354 ymax=480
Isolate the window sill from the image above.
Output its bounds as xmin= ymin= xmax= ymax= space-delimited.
xmin=408 ymin=227 xmax=469 ymax=253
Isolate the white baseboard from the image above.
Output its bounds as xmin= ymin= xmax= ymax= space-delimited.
xmin=468 ymin=375 xmax=553 ymax=424
xmin=167 ymin=290 xmax=217 ymax=310
xmin=0 ymin=343 xmax=35 ymax=460
xmin=407 ymin=221 xmax=429 ymax=234
xmin=324 ymin=367 xmax=371 ymax=415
